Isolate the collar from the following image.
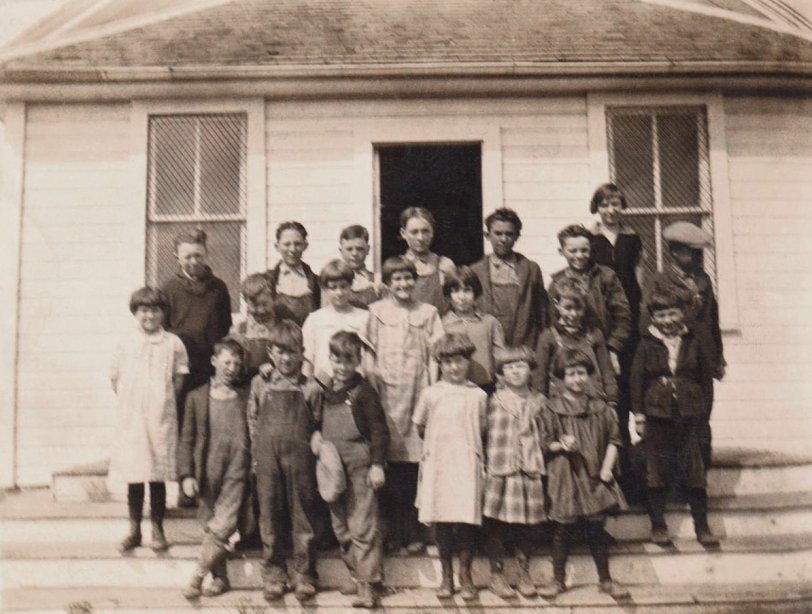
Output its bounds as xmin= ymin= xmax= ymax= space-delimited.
xmin=268 ymin=369 xmax=305 ymax=386
xmin=489 ymin=253 xmax=517 ymax=268
xmin=564 ymin=261 xmax=597 ymax=278
xmin=438 ymin=379 xmax=478 ymax=389
xmin=279 ymin=261 xmax=306 ymax=277
xmin=550 ymin=393 xmax=600 ymax=416
xmin=647 ymin=324 xmax=689 ymax=342
xmin=591 ymin=219 xmax=636 ymax=236
xmin=445 ymin=310 xmax=482 ymax=323
xmin=136 ymin=324 xmax=166 ymax=343
xmin=555 ymin=321 xmax=584 ymax=337
xmin=327 ymin=372 xmax=362 ymax=395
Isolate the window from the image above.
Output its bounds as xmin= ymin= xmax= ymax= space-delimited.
xmin=606 ymin=106 xmax=716 ymax=285
xmin=145 ymin=114 xmax=247 ymax=311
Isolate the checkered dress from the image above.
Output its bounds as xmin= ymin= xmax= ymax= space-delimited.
xmin=483 ymin=390 xmax=547 ymax=524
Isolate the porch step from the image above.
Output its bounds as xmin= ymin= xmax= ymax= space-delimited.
xmin=48 ymin=447 xmax=812 ymax=502
xmin=4 ymin=489 xmax=811 ymax=543
xmin=3 ymin=582 xmax=812 ymax=613
xmin=2 ymin=533 xmax=811 ymax=590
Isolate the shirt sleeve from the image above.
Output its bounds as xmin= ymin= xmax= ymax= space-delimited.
xmin=428 ymin=307 xmax=445 ymax=346
xmin=491 ymin=317 xmax=506 ymax=354
xmin=412 ymin=388 xmax=432 ymax=427
xmin=305 ymin=379 xmax=324 ymax=424
xmin=604 ymin=269 xmax=632 ymax=353
xmin=173 ymin=336 xmax=190 ymax=376
xmin=538 ymin=404 xmax=559 ymax=453
xmin=247 ymin=377 xmax=260 ymax=447
xmin=532 ymin=331 xmax=554 ymax=396
xmin=301 ymin=313 xmax=316 ymax=368
xmin=604 ymin=403 xmax=623 ymax=448
xmin=629 ymin=342 xmax=646 ymax=416
xmin=592 ymin=330 xmax=618 ymax=403
xmin=360 ymin=384 xmax=389 ymax=466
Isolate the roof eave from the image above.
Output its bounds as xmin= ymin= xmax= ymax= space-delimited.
xmin=2 ymin=61 xmax=812 ymax=101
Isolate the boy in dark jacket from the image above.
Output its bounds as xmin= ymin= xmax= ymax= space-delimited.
xmin=470 ymin=208 xmax=548 ymax=349
xmin=548 ymin=224 xmax=631 ymax=376
xmin=178 ymin=338 xmax=249 ymax=599
xmin=641 ymin=221 xmax=725 ymax=468
xmin=311 ymin=331 xmax=389 ymax=608
xmin=631 ymin=290 xmax=718 ymax=546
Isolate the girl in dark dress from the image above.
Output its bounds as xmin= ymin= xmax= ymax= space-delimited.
xmin=588 ymin=183 xmax=644 ymax=498
xmin=539 ymin=348 xmax=628 ymax=600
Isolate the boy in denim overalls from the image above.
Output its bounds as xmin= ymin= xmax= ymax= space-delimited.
xmin=247 ymin=319 xmax=323 ymax=602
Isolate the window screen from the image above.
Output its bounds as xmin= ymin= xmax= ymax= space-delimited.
xmin=145 ymin=114 xmax=247 ymax=311
xmin=607 ymin=106 xmax=716 ymax=286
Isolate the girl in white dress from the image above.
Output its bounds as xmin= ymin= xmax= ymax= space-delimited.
xmin=110 ymin=287 xmax=189 ymax=553
xmin=413 ymin=332 xmax=487 ymax=600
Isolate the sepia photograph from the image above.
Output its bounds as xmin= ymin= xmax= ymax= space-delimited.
xmin=0 ymin=0 xmax=811 ymax=611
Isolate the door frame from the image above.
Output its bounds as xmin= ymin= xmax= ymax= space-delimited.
xmin=352 ymin=120 xmax=503 ymax=270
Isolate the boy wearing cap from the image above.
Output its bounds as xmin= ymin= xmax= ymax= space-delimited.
xmin=310 ymin=331 xmax=389 ymax=609
xmin=642 ymin=221 xmax=725 ymax=467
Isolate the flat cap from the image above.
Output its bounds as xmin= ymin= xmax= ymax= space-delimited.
xmin=662 ymin=221 xmax=712 ymax=249
xmin=316 ymin=440 xmax=346 ymax=503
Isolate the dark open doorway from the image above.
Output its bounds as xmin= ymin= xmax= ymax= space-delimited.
xmin=377 ymin=144 xmax=483 ymax=266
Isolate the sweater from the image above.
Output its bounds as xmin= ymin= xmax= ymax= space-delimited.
xmin=162 ymin=267 xmax=232 ymax=376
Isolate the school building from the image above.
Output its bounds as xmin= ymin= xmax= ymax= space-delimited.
xmin=0 ymin=0 xmax=811 ymax=490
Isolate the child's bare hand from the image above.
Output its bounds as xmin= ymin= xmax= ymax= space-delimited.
xmin=600 ymin=468 xmax=614 ymax=483
xmin=259 ymin=362 xmax=274 ymax=379
xmin=182 ymin=477 xmax=198 ymax=498
xmin=310 ymin=431 xmax=324 ymax=456
xmin=560 ymin=434 xmax=577 ymax=452
xmin=367 ymin=464 xmax=385 ymax=490
xmin=609 ymin=351 xmax=621 ymax=375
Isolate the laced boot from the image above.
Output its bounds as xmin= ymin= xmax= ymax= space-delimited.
xmin=488 ymin=559 xmax=515 ymax=599
xmin=203 ymin=556 xmax=231 ymax=597
xmin=436 ymin=558 xmax=454 ymax=599
xmin=458 ymin=548 xmax=477 ymax=601
xmin=119 ymin=486 xmax=143 ymax=553
xmin=515 ymin=551 xmax=537 ymax=597
xmin=351 ymin=582 xmax=377 ymax=608
xmin=648 ymin=489 xmax=670 ymax=544
xmin=183 ymin=534 xmax=227 ymax=600
xmin=689 ymin=488 xmax=720 ymax=546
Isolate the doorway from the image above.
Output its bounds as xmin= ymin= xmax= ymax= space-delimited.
xmin=376 ymin=144 xmax=483 ymax=266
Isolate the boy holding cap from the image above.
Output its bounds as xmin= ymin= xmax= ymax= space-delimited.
xmin=642 ymin=221 xmax=725 ymax=467
xmin=310 ymin=330 xmax=389 ymax=608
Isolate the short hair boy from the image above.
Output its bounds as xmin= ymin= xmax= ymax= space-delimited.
xmin=339 ymin=225 xmax=380 ymax=308
xmin=470 ymin=208 xmax=548 ymax=348
xmin=549 ymin=224 xmax=631 ymax=372
xmin=247 ymin=319 xmax=324 ymax=601
xmin=310 ymin=331 xmax=389 ymax=608
xmin=302 ymin=259 xmax=370 ymax=386
xmin=630 ymin=289 xmax=717 ymax=547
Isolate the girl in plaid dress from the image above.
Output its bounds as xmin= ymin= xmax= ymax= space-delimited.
xmin=483 ymin=346 xmax=546 ymax=598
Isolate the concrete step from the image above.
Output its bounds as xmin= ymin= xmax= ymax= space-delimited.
xmin=50 ymin=447 xmax=812 ymax=502
xmin=2 ymin=533 xmax=811 ymax=590
xmin=4 ymin=489 xmax=811 ymax=543
xmin=3 ymin=582 xmax=812 ymax=613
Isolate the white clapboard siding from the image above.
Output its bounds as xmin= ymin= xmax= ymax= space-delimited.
xmin=722 ymin=95 xmax=812 ymax=455
xmin=264 ymin=97 xmax=592 ymax=277
xmin=15 ymin=104 xmax=132 ymax=486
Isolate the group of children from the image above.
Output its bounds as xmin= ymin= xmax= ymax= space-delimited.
xmin=109 ymin=183 xmax=725 ymax=606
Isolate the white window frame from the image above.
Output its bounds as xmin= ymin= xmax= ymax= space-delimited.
xmin=128 ymin=99 xmax=266 ymax=305
xmin=587 ymin=92 xmax=739 ymax=331
xmin=351 ymin=119 xmax=503 ymax=270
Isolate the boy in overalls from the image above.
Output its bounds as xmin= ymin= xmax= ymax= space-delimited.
xmin=247 ymin=319 xmax=323 ymax=602
xmin=311 ymin=331 xmax=389 ymax=608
